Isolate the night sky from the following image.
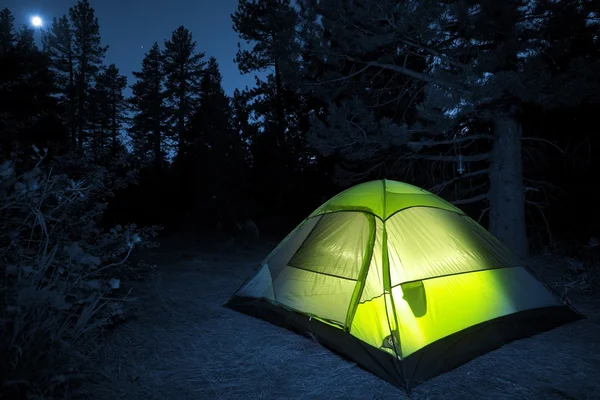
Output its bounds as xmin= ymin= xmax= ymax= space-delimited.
xmin=2 ymin=0 xmax=260 ymax=96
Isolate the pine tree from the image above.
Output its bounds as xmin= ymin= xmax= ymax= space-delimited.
xmin=0 ymin=8 xmax=15 ymax=55
xmin=88 ymin=79 xmax=108 ymax=159
xmin=0 ymin=9 xmax=65 ymax=158
xmin=87 ymin=64 xmax=128 ymax=159
xmin=163 ymin=26 xmax=205 ymax=162
xmin=43 ymin=0 xmax=107 ymax=152
xmin=42 ymin=15 xmax=77 ymax=147
xmin=190 ymin=57 xmax=235 ymax=154
xmin=97 ymin=64 xmax=128 ymax=154
xmin=232 ymin=0 xmax=297 ymax=147
xmin=186 ymin=57 xmax=247 ymax=226
xmin=232 ymin=0 xmax=308 ymax=217
xmin=129 ymin=42 xmax=168 ymax=168
xmin=299 ymin=0 xmax=600 ymax=257
xmin=69 ymin=0 xmax=108 ymax=151
xmin=14 ymin=26 xmax=36 ymax=53
xmin=231 ymin=88 xmax=256 ymax=161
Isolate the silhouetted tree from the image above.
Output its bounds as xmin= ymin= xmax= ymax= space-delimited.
xmin=231 ymin=88 xmax=257 ymax=163
xmin=232 ymin=0 xmax=297 ymax=150
xmin=163 ymin=26 xmax=205 ymax=162
xmin=0 ymin=8 xmax=14 ymax=55
xmin=298 ymin=0 xmax=600 ymax=257
xmin=186 ymin=57 xmax=248 ymax=228
xmin=129 ymin=42 xmax=168 ymax=168
xmin=97 ymin=64 xmax=128 ymax=155
xmin=42 ymin=15 xmax=76 ymax=147
xmin=232 ymin=0 xmax=316 ymax=225
xmin=70 ymin=0 xmax=108 ymax=152
xmin=43 ymin=0 xmax=107 ymax=151
xmin=0 ymin=10 xmax=65 ymax=159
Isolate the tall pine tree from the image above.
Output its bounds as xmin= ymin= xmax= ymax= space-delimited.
xmin=0 ymin=8 xmax=14 ymax=55
xmin=42 ymin=15 xmax=76 ymax=147
xmin=89 ymin=64 xmax=128 ymax=159
xmin=97 ymin=64 xmax=128 ymax=155
xmin=232 ymin=0 xmax=297 ymax=149
xmin=187 ymin=57 xmax=248 ymax=228
xmin=69 ymin=0 xmax=108 ymax=151
xmin=232 ymin=0 xmax=304 ymax=222
xmin=299 ymin=0 xmax=600 ymax=257
xmin=129 ymin=42 xmax=168 ymax=168
xmin=43 ymin=0 xmax=107 ymax=151
xmin=0 ymin=9 xmax=65 ymax=159
xmin=163 ymin=26 xmax=205 ymax=162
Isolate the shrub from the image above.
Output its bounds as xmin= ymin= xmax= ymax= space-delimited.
xmin=0 ymin=147 xmax=160 ymax=399
xmin=543 ymin=237 xmax=600 ymax=296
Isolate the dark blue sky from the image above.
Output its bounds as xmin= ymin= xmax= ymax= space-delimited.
xmin=2 ymin=0 xmax=261 ymax=96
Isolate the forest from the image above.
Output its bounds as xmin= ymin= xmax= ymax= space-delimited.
xmin=1 ymin=0 xmax=599 ymax=398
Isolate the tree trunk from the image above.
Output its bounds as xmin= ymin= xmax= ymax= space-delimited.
xmin=153 ymin=127 xmax=162 ymax=169
xmin=274 ymin=59 xmax=285 ymax=149
xmin=69 ymin=58 xmax=77 ymax=149
xmin=111 ymin=87 xmax=118 ymax=154
xmin=488 ymin=112 xmax=528 ymax=259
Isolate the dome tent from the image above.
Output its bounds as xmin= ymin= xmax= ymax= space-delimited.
xmin=224 ymin=179 xmax=581 ymax=392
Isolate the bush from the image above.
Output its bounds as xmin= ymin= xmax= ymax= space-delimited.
xmin=0 ymin=147 xmax=160 ymax=399
xmin=543 ymin=237 xmax=600 ymax=296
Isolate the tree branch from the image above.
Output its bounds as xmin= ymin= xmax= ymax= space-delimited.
xmin=307 ymin=64 xmax=372 ymax=86
xmin=407 ymin=134 xmax=494 ymax=148
xmin=523 ymin=177 xmax=564 ymax=192
xmin=526 ymin=200 xmax=552 ymax=243
xmin=428 ymin=168 xmax=489 ymax=193
xmin=398 ymin=35 xmax=470 ymax=71
xmin=478 ymin=207 xmax=490 ymax=223
xmin=451 ymin=192 xmax=489 ymax=205
xmin=336 ymin=54 xmax=468 ymax=89
xmin=403 ymin=152 xmax=490 ymax=162
xmin=521 ymin=137 xmax=564 ymax=153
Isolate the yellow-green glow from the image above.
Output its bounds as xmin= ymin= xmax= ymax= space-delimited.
xmin=309 ymin=179 xmax=462 ymax=219
xmin=236 ymin=179 xmax=565 ymax=359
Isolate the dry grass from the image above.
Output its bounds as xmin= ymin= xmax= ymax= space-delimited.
xmin=74 ymin=237 xmax=600 ymax=400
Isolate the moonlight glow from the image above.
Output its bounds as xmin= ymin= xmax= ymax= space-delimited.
xmin=31 ymin=16 xmax=43 ymax=28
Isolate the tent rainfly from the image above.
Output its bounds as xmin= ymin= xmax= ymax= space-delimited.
xmin=224 ymin=179 xmax=582 ymax=392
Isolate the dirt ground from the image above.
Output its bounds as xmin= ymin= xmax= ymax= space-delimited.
xmin=75 ymin=234 xmax=600 ymax=400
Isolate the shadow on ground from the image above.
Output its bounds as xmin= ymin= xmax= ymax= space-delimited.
xmin=76 ymin=234 xmax=600 ymax=400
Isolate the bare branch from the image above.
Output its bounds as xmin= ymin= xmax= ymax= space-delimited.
xmin=521 ymin=137 xmax=564 ymax=153
xmin=523 ymin=177 xmax=564 ymax=192
xmin=348 ymin=119 xmax=370 ymax=141
xmin=526 ymin=200 xmax=553 ymax=243
xmin=428 ymin=168 xmax=489 ymax=193
xmin=407 ymin=134 xmax=494 ymax=148
xmin=403 ymin=152 xmax=490 ymax=162
xmin=478 ymin=207 xmax=490 ymax=223
xmin=307 ymin=64 xmax=371 ymax=86
xmin=398 ymin=35 xmax=470 ymax=71
xmin=338 ymin=54 xmax=466 ymax=89
xmin=451 ymin=192 xmax=489 ymax=205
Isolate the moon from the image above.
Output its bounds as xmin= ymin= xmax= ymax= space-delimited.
xmin=31 ymin=16 xmax=43 ymax=28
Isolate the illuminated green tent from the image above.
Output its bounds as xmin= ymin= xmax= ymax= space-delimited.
xmin=224 ymin=179 xmax=581 ymax=392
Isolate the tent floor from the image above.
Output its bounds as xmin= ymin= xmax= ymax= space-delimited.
xmin=224 ymin=296 xmax=583 ymax=392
